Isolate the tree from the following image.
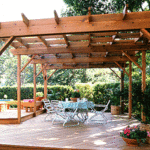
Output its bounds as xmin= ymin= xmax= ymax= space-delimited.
xmin=61 ymin=0 xmax=114 ymax=17
xmin=111 ymin=0 xmax=146 ymax=12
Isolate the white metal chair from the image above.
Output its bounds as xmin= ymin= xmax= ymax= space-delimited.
xmin=51 ymin=103 xmax=80 ymax=127
xmin=43 ymin=99 xmax=55 ymax=121
xmin=88 ymin=100 xmax=111 ymax=124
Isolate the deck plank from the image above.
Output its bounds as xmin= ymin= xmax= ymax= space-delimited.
xmin=0 ymin=113 xmax=149 ymax=150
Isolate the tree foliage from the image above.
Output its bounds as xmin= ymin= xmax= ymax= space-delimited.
xmin=61 ymin=0 xmax=114 ymax=17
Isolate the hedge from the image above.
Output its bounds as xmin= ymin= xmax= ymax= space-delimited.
xmin=0 ymin=85 xmax=73 ymax=101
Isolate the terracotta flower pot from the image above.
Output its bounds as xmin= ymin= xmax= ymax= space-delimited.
xmin=122 ymin=137 xmax=141 ymax=146
xmin=111 ymin=105 xmax=120 ymax=115
xmin=36 ymin=97 xmax=44 ymax=101
xmin=70 ymin=98 xmax=78 ymax=102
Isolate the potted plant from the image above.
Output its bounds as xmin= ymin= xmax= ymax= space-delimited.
xmin=120 ymin=125 xmax=148 ymax=146
xmin=36 ymin=92 xmax=44 ymax=101
xmin=70 ymin=90 xmax=80 ymax=102
xmin=111 ymin=96 xmax=120 ymax=115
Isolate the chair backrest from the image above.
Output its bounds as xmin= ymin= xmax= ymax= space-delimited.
xmin=51 ymin=100 xmax=59 ymax=105
xmin=103 ymin=100 xmax=111 ymax=112
xmin=43 ymin=99 xmax=54 ymax=113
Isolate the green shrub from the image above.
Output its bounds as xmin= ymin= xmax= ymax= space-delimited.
xmin=75 ymin=83 xmax=93 ymax=101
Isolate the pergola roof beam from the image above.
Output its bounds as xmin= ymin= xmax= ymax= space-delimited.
xmin=122 ymin=4 xmax=128 ymax=20
xmin=16 ymin=38 xmax=28 ymax=48
xmin=38 ymin=36 xmax=48 ymax=47
xmin=0 ymin=36 xmax=16 ymax=55
xmin=63 ymin=34 xmax=69 ymax=47
xmin=45 ymin=64 xmax=127 ymax=69
xmin=31 ymin=56 xmax=139 ymax=64
xmin=10 ymin=45 xmax=149 ymax=55
xmin=54 ymin=10 xmax=59 ymax=25
xmin=1 ymin=11 xmax=150 ymax=38
xmin=21 ymin=13 xmax=29 ymax=27
xmin=88 ymin=7 xmax=92 ymax=23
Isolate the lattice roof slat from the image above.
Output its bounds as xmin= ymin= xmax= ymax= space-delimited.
xmin=0 ymin=7 xmax=149 ymax=69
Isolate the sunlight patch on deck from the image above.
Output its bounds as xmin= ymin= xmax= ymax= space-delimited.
xmin=94 ymin=140 xmax=106 ymax=145
xmin=38 ymin=138 xmax=60 ymax=141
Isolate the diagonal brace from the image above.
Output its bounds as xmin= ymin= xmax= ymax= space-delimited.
xmin=114 ymin=61 xmax=129 ymax=76
xmin=47 ymin=69 xmax=57 ymax=81
xmin=21 ymin=55 xmax=36 ymax=72
xmin=141 ymin=28 xmax=150 ymax=40
xmin=109 ymin=68 xmax=121 ymax=79
xmin=36 ymin=64 xmax=48 ymax=78
xmin=122 ymin=51 xmax=142 ymax=71
xmin=0 ymin=36 xmax=15 ymax=55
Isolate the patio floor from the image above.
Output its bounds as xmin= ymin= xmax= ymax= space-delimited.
xmin=0 ymin=112 xmax=150 ymax=150
xmin=0 ymin=109 xmax=33 ymax=118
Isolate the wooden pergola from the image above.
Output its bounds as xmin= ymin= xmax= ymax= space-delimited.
xmin=0 ymin=5 xmax=149 ymax=124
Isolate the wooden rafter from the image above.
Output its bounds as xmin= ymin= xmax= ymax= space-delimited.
xmin=35 ymin=63 xmax=48 ymax=78
xmin=88 ymin=7 xmax=92 ymax=23
xmin=63 ymin=35 xmax=69 ymax=47
xmin=31 ymin=56 xmax=138 ymax=64
xmin=110 ymin=35 xmax=117 ymax=45
xmin=122 ymin=4 xmax=128 ymax=20
xmin=20 ymin=55 xmax=36 ymax=72
xmin=115 ymin=61 xmax=129 ymax=76
xmin=54 ymin=10 xmax=59 ymax=25
xmin=141 ymin=28 xmax=150 ymax=40
xmin=47 ymin=69 xmax=57 ymax=81
xmin=10 ymin=44 xmax=150 ymax=55
xmin=122 ymin=51 xmax=143 ymax=70
xmin=109 ymin=68 xmax=121 ymax=79
xmin=1 ymin=11 xmax=150 ymax=38
xmin=21 ymin=13 xmax=29 ymax=27
xmin=45 ymin=63 xmax=128 ymax=69
xmin=0 ymin=36 xmax=16 ymax=55
xmin=2 ymin=38 xmax=17 ymax=49
xmin=88 ymin=33 xmax=91 ymax=47
xmin=38 ymin=36 xmax=48 ymax=47
xmin=16 ymin=38 xmax=28 ymax=48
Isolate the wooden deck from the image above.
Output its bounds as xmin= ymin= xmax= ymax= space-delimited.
xmin=0 ymin=113 xmax=149 ymax=150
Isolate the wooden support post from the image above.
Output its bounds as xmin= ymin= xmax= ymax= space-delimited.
xmin=120 ymin=70 xmax=124 ymax=114
xmin=129 ymin=61 xmax=132 ymax=119
xmin=33 ymin=64 xmax=36 ymax=116
xmin=44 ymin=70 xmax=47 ymax=99
xmin=141 ymin=51 xmax=146 ymax=122
xmin=17 ymin=55 xmax=21 ymax=124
